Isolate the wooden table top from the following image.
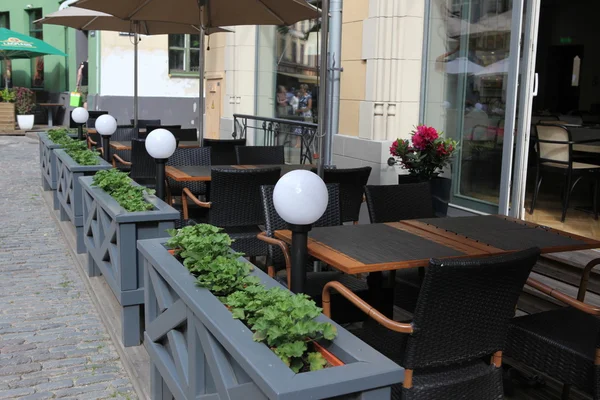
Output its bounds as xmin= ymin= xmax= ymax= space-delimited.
xmin=274 ymin=215 xmax=600 ymax=275
xmin=166 ymin=164 xmax=315 ymax=182
xmin=110 ymin=140 xmax=198 ymax=151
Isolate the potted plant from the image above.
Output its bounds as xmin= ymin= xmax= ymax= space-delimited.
xmin=389 ymin=125 xmax=458 ymax=216
xmin=14 ymin=87 xmax=35 ymax=130
xmin=0 ymin=87 xmax=15 ymax=131
xmin=137 ymin=226 xmax=402 ymax=399
xmin=79 ymin=169 xmax=179 ymax=347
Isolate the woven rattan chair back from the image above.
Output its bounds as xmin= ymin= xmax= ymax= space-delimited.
xmin=171 ymin=128 xmax=198 ymax=142
xmin=209 ymin=168 xmax=281 ymax=227
xmin=235 ymin=145 xmax=285 ymax=165
xmin=130 ymin=139 xmax=156 ymax=184
xmin=166 ymin=147 xmax=211 ymax=197
xmin=403 ymin=247 xmax=540 ymax=370
xmin=260 ymin=183 xmax=341 ymax=268
xmin=203 ymin=138 xmax=246 ymax=165
xmin=87 ymin=111 xmax=109 ymax=129
xmin=324 ymin=166 xmax=372 ymax=223
xmin=131 ymin=119 xmax=161 ymax=129
xmin=365 ymin=183 xmax=435 ymax=223
xmin=145 ymin=125 xmax=182 ymax=134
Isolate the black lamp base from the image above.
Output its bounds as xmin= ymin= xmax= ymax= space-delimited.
xmin=288 ymin=223 xmax=312 ymax=294
xmin=102 ymin=136 xmax=111 ymax=162
xmin=155 ymin=158 xmax=167 ymax=200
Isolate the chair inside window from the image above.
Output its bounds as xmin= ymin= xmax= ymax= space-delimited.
xmin=166 ymin=147 xmax=211 ymax=216
xmin=182 ymin=167 xmax=280 ymax=257
xmin=170 ymin=128 xmax=198 ymax=142
xmin=323 ymin=166 xmax=372 ymax=223
xmin=257 ymin=183 xmax=370 ymax=323
xmin=323 ymin=248 xmax=540 ymax=400
xmin=235 ymin=145 xmax=285 ymax=165
xmin=530 ymin=123 xmax=600 ymax=222
xmin=505 ymin=267 xmax=600 ymax=400
xmin=203 ymin=138 xmax=246 ymax=165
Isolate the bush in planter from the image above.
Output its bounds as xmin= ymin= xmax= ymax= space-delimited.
xmin=92 ymin=169 xmax=154 ymax=212
xmin=0 ymin=87 xmax=15 ymax=103
xmin=14 ymin=87 xmax=35 ymax=115
xmin=166 ymin=224 xmax=337 ymax=373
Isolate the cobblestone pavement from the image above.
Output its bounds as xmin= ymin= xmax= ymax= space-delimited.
xmin=0 ymin=136 xmax=137 ymax=400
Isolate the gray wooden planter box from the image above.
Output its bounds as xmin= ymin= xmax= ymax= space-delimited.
xmin=39 ymin=133 xmax=63 ymax=210
xmin=54 ymin=149 xmax=112 ymax=254
xmin=138 ymin=238 xmax=404 ymax=400
xmin=80 ymin=176 xmax=180 ymax=347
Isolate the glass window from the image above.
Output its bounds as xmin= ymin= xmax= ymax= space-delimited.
xmin=421 ymin=0 xmax=516 ymax=211
xmin=28 ymin=9 xmax=43 ymax=88
xmin=168 ymin=34 xmax=201 ymax=74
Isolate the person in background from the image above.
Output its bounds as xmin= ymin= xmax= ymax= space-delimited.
xmin=286 ymin=86 xmax=295 ymax=107
xmin=76 ymin=59 xmax=89 ymax=110
xmin=297 ymin=84 xmax=312 ymax=122
xmin=276 ymin=85 xmax=288 ymax=117
xmin=289 ymin=90 xmax=299 ymax=114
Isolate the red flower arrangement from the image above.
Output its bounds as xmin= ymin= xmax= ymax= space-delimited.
xmin=390 ymin=125 xmax=458 ymax=180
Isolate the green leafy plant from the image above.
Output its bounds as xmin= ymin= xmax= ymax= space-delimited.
xmin=92 ymin=169 xmax=155 ymax=212
xmin=14 ymin=87 xmax=35 ymax=115
xmin=62 ymin=139 xmax=99 ymax=166
xmin=0 ymin=87 xmax=15 ymax=103
xmin=166 ymin=224 xmax=338 ymax=373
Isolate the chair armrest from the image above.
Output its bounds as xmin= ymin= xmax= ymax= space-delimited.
xmin=182 ymin=187 xmax=211 ymax=208
xmin=257 ymin=232 xmax=292 ymax=287
xmin=322 ymin=281 xmax=414 ymax=334
xmin=527 ymin=278 xmax=600 ymax=316
xmin=112 ymin=154 xmax=132 ymax=168
xmin=87 ymin=137 xmax=97 ymax=146
xmin=578 ymin=258 xmax=600 ymax=302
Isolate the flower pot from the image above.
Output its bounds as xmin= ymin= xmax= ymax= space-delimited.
xmin=17 ymin=114 xmax=34 ymax=130
xmin=398 ymin=175 xmax=452 ymax=217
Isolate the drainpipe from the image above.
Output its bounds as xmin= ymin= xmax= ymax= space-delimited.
xmin=327 ymin=0 xmax=343 ymax=165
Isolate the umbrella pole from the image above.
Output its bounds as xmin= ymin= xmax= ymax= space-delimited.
xmin=134 ymin=23 xmax=139 ymax=129
xmin=317 ymin=0 xmax=330 ymax=178
xmin=198 ymin=30 xmax=205 ymax=142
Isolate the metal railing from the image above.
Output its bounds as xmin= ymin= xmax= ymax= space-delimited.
xmin=233 ymin=114 xmax=318 ymax=165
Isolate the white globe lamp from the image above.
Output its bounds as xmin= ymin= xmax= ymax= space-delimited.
xmin=94 ymin=115 xmax=118 ymax=162
xmin=145 ymin=129 xmax=177 ymax=200
xmin=72 ymin=107 xmax=89 ymax=140
xmin=273 ymin=170 xmax=328 ymax=293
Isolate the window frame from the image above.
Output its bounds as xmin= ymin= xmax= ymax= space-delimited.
xmin=168 ymin=34 xmax=201 ymax=77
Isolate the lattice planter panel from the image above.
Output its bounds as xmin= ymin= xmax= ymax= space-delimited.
xmin=80 ymin=176 xmax=179 ymax=347
xmin=54 ymin=149 xmax=111 ymax=253
xmin=39 ymin=133 xmax=65 ymax=210
xmin=137 ymin=238 xmax=403 ymax=400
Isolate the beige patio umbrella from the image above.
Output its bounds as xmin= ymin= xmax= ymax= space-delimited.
xmin=73 ymin=0 xmax=318 ymax=142
xmin=37 ymin=6 xmax=229 ymax=128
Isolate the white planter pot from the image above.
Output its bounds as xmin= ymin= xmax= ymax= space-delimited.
xmin=17 ymin=115 xmax=34 ymax=130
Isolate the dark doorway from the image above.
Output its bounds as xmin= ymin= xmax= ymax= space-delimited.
xmin=540 ymin=45 xmax=583 ymax=114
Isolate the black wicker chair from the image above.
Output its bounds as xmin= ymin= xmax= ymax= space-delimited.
xmin=140 ymin=124 xmax=182 ymax=139
xmin=365 ymin=182 xmax=436 ymax=313
xmin=235 ymin=145 xmax=285 ymax=165
xmin=87 ymin=111 xmax=109 ymax=129
xmin=182 ymin=167 xmax=280 ymax=257
xmin=505 ymin=270 xmax=600 ymax=400
xmin=130 ymin=119 xmax=161 ymax=129
xmin=114 ymin=139 xmax=156 ymax=188
xmin=323 ymin=166 xmax=372 ymax=223
xmin=323 ymin=248 xmax=540 ymax=400
xmin=166 ymin=147 xmax=211 ymax=210
xmin=104 ymin=126 xmax=137 ymax=172
xmin=171 ymin=128 xmax=198 ymax=142
xmin=258 ymin=184 xmax=370 ymax=323
xmin=203 ymin=138 xmax=246 ymax=165
xmin=365 ymin=183 xmax=435 ymax=223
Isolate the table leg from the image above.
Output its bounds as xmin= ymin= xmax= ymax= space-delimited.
xmin=366 ymin=272 xmax=394 ymax=318
xmin=47 ymin=108 xmax=53 ymax=127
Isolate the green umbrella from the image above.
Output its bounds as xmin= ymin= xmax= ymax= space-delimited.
xmin=0 ymin=27 xmax=66 ymax=59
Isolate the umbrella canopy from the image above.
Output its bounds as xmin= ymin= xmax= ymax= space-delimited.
xmin=0 ymin=27 xmax=66 ymax=59
xmin=444 ymin=57 xmax=484 ymax=75
xmin=37 ymin=7 xmax=228 ymax=35
xmin=475 ymin=58 xmax=509 ymax=76
xmin=73 ymin=0 xmax=319 ymax=27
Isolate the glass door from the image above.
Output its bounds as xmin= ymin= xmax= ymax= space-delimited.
xmin=420 ymin=0 xmax=532 ymax=215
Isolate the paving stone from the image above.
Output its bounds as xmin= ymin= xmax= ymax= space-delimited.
xmin=0 ymin=138 xmax=138 ymax=399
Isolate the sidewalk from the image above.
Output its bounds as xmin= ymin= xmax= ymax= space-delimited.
xmin=0 ymin=136 xmax=137 ymax=400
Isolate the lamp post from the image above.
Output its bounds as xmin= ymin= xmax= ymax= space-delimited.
xmin=273 ymin=170 xmax=328 ymax=293
xmin=145 ymin=128 xmax=177 ymax=200
xmin=95 ymin=115 xmax=118 ymax=162
xmin=72 ymin=107 xmax=89 ymax=141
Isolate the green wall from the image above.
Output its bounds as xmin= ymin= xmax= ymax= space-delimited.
xmin=0 ymin=0 xmax=76 ymax=93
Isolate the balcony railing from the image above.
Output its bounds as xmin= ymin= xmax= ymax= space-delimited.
xmin=233 ymin=114 xmax=317 ymax=165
